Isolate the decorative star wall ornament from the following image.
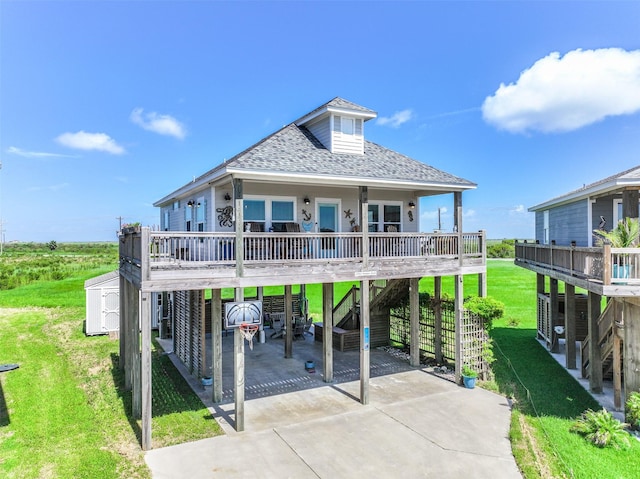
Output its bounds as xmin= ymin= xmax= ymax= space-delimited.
xmin=344 ymin=209 xmax=352 ymax=219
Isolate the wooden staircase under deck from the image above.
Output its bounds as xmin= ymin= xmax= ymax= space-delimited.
xmin=581 ymin=299 xmax=624 ymax=407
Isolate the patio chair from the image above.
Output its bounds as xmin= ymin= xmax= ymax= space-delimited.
xmin=270 ymin=312 xmax=285 ymax=339
xmin=293 ymin=316 xmax=306 ymax=339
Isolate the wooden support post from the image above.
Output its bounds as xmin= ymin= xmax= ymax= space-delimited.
xmin=234 ymin=288 xmax=244 ymax=432
xmin=119 ymin=274 xmax=126 ymax=370
xmin=322 ymin=282 xmax=334 ymax=383
xmin=602 ymin=244 xmax=612 ymax=286
xmin=624 ymin=300 xmax=640 ymax=406
xmin=132 ymin=289 xmax=141 ymax=419
xmin=565 ymin=283 xmax=577 ymax=369
xmin=211 ymin=289 xmax=223 ymax=403
xmin=140 ymin=291 xmax=152 ymax=450
xmin=199 ymin=290 xmax=206 ymax=379
xmin=409 ymin=277 xmax=420 ymax=367
xmin=454 ymin=274 xmax=463 ymax=383
xmin=124 ymin=280 xmax=134 ymax=390
xmin=234 ymin=178 xmax=244 ymax=277
xmin=478 ymin=230 xmax=487 ymax=297
xmin=454 ymin=192 xmax=463 ymax=267
xmin=622 ymin=189 xmax=640 ymax=220
xmin=360 ymin=186 xmax=369 ymax=269
xmin=284 ymin=285 xmax=293 ymax=358
xmin=588 ymin=291 xmax=603 ymax=393
xmin=434 ymin=277 xmax=443 ymax=364
xmin=536 ymin=274 xmax=546 ymax=340
xmin=614 ymin=333 xmax=622 ymax=410
xmin=360 ymin=279 xmax=370 ymax=405
xmin=550 ymin=278 xmax=559 ymax=353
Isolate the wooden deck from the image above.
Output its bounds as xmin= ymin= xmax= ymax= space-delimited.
xmin=120 ymin=228 xmax=486 ymax=291
xmin=515 ymin=242 xmax=640 ymax=297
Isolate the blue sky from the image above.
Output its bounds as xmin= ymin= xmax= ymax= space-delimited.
xmin=1 ymin=1 xmax=639 ymax=242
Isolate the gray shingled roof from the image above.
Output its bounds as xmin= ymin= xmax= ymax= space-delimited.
xmin=154 ymin=99 xmax=475 ymax=205
xmin=530 ymin=164 xmax=640 ymax=211
xmin=224 ymin=123 xmax=475 ymax=187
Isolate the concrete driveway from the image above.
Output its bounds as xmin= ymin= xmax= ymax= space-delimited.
xmin=146 ymin=365 xmax=521 ymax=478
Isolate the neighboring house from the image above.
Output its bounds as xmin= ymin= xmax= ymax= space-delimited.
xmin=529 ymin=165 xmax=640 ymax=247
xmin=516 ymin=165 xmax=640 ymax=413
xmin=118 ymin=97 xmax=487 ymax=449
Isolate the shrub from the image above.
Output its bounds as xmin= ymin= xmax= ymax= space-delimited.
xmin=464 ymin=296 xmax=504 ymax=329
xmin=625 ymin=392 xmax=640 ymax=430
xmin=571 ymin=408 xmax=630 ymax=449
xmin=487 ymin=241 xmax=515 ymax=258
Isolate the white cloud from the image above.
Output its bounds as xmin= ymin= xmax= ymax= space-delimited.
xmin=56 ymin=131 xmax=125 ymax=154
xmin=510 ymin=204 xmax=526 ymax=214
xmin=377 ymin=109 xmax=414 ymax=128
xmin=7 ymin=146 xmax=77 ymax=158
xmin=130 ymin=108 xmax=186 ymax=139
xmin=482 ymin=48 xmax=640 ymax=133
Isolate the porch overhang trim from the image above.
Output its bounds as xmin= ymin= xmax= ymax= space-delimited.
xmin=225 ymin=168 xmax=476 ymax=192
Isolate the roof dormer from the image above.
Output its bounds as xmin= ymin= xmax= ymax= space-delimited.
xmin=295 ymin=97 xmax=377 ymax=155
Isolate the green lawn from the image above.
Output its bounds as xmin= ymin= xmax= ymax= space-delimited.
xmin=0 ymin=246 xmax=222 ymax=478
xmin=2 ymin=248 xmax=639 ymax=478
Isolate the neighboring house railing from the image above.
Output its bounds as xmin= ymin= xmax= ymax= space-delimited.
xmin=147 ymin=231 xmax=485 ymax=266
xmin=515 ymin=241 xmax=640 ymax=285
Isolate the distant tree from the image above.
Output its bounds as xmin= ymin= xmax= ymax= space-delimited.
xmin=487 ymin=240 xmax=515 ymax=258
xmin=47 ymin=240 xmax=57 ymax=251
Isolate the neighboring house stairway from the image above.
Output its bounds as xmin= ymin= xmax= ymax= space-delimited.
xmin=581 ymin=299 xmax=624 ymax=382
xmin=315 ymin=279 xmax=411 ymax=351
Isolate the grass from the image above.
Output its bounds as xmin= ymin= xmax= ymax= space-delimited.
xmin=0 ymin=245 xmax=222 ymax=478
xmin=2 ymin=247 xmax=640 ymax=478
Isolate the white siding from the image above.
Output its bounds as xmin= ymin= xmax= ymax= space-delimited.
xmin=306 ymin=117 xmax=331 ymax=150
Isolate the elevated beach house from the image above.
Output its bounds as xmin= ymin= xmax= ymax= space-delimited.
xmin=118 ymin=97 xmax=487 ymax=449
xmin=515 ymin=165 xmax=640 ymax=412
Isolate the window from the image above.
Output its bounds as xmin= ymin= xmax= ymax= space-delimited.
xmin=341 ymin=117 xmax=354 ymax=135
xmin=244 ymin=200 xmax=266 ymax=230
xmin=368 ymin=203 xmax=401 ymax=232
xmin=163 ymin=211 xmax=169 ymax=231
xmin=271 ymin=200 xmax=294 ymax=232
xmin=196 ymin=198 xmax=205 ymax=231
xmin=243 ymin=197 xmax=295 ymax=231
xmin=173 ymin=200 xmax=180 ymax=210
xmin=383 ymin=205 xmax=401 ymax=232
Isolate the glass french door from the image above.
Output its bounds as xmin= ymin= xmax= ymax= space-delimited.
xmin=318 ymin=202 xmax=338 ymax=257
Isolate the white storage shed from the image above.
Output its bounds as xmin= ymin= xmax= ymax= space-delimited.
xmin=84 ymin=271 xmax=162 ymax=336
xmin=84 ymin=271 xmax=120 ymax=336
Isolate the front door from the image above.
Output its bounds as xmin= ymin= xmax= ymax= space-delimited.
xmin=318 ymin=202 xmax=338 ymax=257
xmin=318 ymin=202 xmax=338 ymax=233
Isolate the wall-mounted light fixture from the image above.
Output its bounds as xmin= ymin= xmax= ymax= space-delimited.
xmin=224 ymin=192 xmax=231 ymax=202
xmin=408 ymin=201 xmax=415 ymax=209
xmin=304 ymin=197 xmax=310 ymax=205
xmin=187 ymin=200 xmax=201 ymax=208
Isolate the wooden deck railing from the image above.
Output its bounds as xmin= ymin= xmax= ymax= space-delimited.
xmin=515 ymin=241 xmax=640 ymax=285
xmin=147 ymin=230 xmax=486 ymax=266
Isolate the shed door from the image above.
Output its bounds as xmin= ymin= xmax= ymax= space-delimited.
xmin=102 ymin=289 xmax=120 ymax=332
